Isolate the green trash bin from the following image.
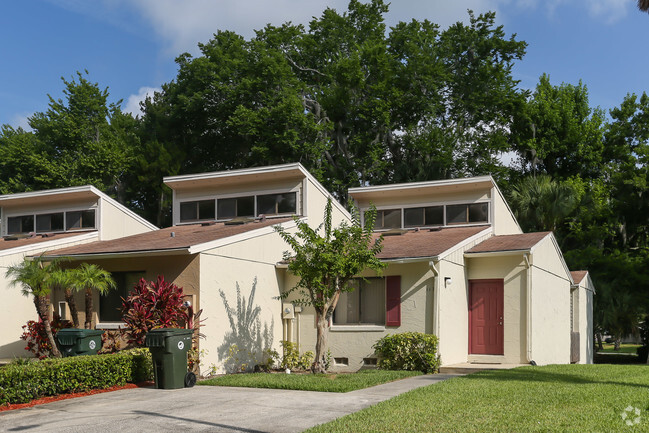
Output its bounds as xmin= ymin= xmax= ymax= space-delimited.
xmin=145 ymin=328 xmax=195 ymax=389
xmin=57 ymin=329 xmax=104 ymax=357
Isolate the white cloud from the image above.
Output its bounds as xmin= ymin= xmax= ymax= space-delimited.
xmin=124 ymin=86 xmax=160 ymax=117
xmin=586 ymin=0 xmax=630 ymax=23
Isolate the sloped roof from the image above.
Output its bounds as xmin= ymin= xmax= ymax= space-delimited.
xmin=375 ymin=226 xmax=489 ymax=260
xmin=465 ymin=232 xmax=551 ymax=254
xmin=0 ymin=231 xmax=96 ymax=252
xmin=42 ymin=218 xmax=292 ymax=257
xmin=570 ymin=271 xmax=588 ymax=284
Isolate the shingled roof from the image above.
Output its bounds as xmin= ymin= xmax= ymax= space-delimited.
xmin=375 ymin=226 xmax=490 ymax=260
xmin=465 ymin=232 xmax=550 ymax=254
xmin=42 ymin=218 xmax=292 ymax=257
xmin=570 ymin=271 xmax=588 ymax=284
xmin=0 ymin=231 xmax=96 ymax=253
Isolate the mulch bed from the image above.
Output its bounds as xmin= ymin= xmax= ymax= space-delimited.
xmin=0 ymin=381 xmax=154 ymax=412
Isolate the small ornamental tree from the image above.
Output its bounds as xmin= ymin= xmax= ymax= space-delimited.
xmin=275 ymin=199 xmax=385 ymax=373
xmin=122 ymin=275 xmax=188 ymax=346
xmin=74 ymin=263 xmax=116 ymax=329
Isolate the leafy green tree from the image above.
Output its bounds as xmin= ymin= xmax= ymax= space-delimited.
xmin=73 ymin=263 xmax=116 ymax=329
xmin=511 ymin=74 xmax=605 ymax=179
xmin=275 ymin=200 xmax=385 ymax=373
xmin=6 ymin=257 xmax=62 ymax=357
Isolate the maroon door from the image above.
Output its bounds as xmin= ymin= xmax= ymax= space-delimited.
xmin=469 ymin=279 xmax=504 ymax=355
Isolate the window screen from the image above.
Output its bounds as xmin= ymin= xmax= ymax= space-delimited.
xmin=256 ymin=192 xmax=296 ymax=216
xmin=370 ymin=209 xmax=401 ymax=230
xmin=36 ymin=213 xmax=64 ymax=232
xmin=7 ymin=215 xmax=34 ymax=234
xmin=404 ymin=206 xmax=444 ymax=227
xmin=66 ymin=210 xmax=95 ymax=230
xmin=179 ymin=200 xmax=215 ymax=222
xmin=217 ymin=196 xmax=254 ymax=219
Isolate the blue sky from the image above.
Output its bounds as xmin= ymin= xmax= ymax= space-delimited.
xmin=1 ymin=0 xmax=648 ymax=129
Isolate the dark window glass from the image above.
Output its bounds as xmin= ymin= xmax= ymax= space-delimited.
xmin=425 ymin=206 xmax=444 ymax=225
xmin=36 ymin=213 xmax=64 ymax=232
xmin=100 ymin=272 xmax=144 ymax=322
xmin=7 ymin=215 xmax=34 ymax=234
xmin=333 ymin=278 xmax=385 ymax=325
xmin=217 ymin=196 xmax=254 ymax=219
xmin=180 ymin=202 xmax=198 ymax=221
xmin=404 ymin=208 xmax=424 ymax=227
xmin=468 ymin=203 xmax=488 ymax=223
xmin=381 ymin=209 xmax=401 ymax=229
xmin=198 ymin=200 xmax=215 ymax=220
xmin=446 ymin=205 xmax=468 ymax=224
xmin=256 ymin=192 xmax=296 ymax=216
xmin=179 ymin=200 xmax=215 ymax=222
xmin=66 ymin=210 xmax=96 ymax=230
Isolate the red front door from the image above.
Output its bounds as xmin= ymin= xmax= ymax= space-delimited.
xmin=469 ymin=279 xmax=504 ymax=355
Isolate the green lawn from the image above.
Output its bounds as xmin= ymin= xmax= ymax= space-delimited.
xmin=598 ymin=343 xmax=641 ymax=354
xmin=199 ymin=369 xmax=421 ymax=392
xmin=306 ymin=365 xmax=649 ymax=432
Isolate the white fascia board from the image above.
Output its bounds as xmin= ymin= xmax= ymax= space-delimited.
xmin=40 ymin=247 xmax=190 ymax=261
xmin=0 ymin=232 xmax=99 ymax=258
xmin=163 ymin=162 xmax=304 ymax=185
xmin=436 ymin=227 xmax=493 ymax=260
xmin=530 ymin=232 xmax=573 ymax=282
xmin=90 ymin=186 xmax=158 ymax=231
xmin=464 ymin=249 xmax=531 ymax=258
xmin=585 ymin=273 xmax=596 ymax=294
xmin=348 ymin=175 xmax=495 ymax=195
xmin=189 ymin=218 xmax=300 ymax=255
xmin=381 ymin=256 xmax=440 ymax=264
xmin=0 ymin=185 xmax=94 ymax=202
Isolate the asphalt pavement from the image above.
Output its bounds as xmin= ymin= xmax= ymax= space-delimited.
xmin=0 ymin=373 xmax=461 ymax=433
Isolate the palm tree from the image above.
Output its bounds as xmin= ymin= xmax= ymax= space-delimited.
xmin=6 ymin=257 xmax=62 ymax=357
xmin=509 ymin=175 xmax=578 ymax=233
xmin=49 ymin=268 xmax=80 ymax=328
xmin=74 ymin=263 xmax=116 ymax=329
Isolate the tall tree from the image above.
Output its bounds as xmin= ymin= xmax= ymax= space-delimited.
xmin=275 ymin=200 xmax=385 ymax=373
xmin=6 ymin=257 xmax=62 ymax=357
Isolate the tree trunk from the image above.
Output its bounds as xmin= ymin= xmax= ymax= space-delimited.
xmin=36 ymin=295 xmax=61 ymax=358
xmin=85 ymin=288 xmax=93 ymax=329
xmin=64 ymin=287 xmax=80 ymax=328
xmin=311 ymin=313 xmax=329 ymax=374
xmin=614 ymin=336 xmax=621 ymax=351
xmin=595 ymin=332 xmax=603 ymax=351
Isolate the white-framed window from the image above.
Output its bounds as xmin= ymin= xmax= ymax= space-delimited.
xmin=179 ymin=199 xmax=216 ymax=222
xmin=333 ymin=278 xmax=385 ymax=325
xmin=6 ymin=208 xmax=96 ymax=235
xmin=362 ymin=201 xmax=490 ymax=231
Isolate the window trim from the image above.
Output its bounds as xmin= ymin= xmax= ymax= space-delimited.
xmin=178 ymin=199 xmax=217 ymax=223
xmin=331 ymin=277 xmax=386 ymax=327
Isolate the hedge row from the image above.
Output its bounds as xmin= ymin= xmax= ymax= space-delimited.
xmin=0 ymin=349 xmax=152 ymax=405
xmin=373 ymin=332 xmax=441 ymax=373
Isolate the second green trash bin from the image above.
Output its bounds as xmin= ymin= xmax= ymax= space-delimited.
xmin=146 ymin=328 xmax=195 ymax=389
xmin=57 ymin=329 xmax=104 ymax=357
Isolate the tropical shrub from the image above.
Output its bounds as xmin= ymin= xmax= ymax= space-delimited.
xmin=0 ymin=350 xmax=152 ymax=405
xmin=20 ymin=317 xmax=72 ymax=359
xmin=373 ymin=332 xmax=441 ymax=373
xmin=121 ymin=275 xmax=188 ymax=345
xmin=280 ymin=340 xmax=315 ymax=371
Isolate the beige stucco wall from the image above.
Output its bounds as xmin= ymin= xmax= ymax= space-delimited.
xmin=283 ymin=262 xmax=434 ymax=372
xmin=198 ymin=229 xmax=290 ymax=374
xmin=0 ymin=234 xmax=99 ymax=358
xmin=98 ymin=198 xmax=157 ymax=240
xmin=465 ymin=254 xmax=528 ymax=364
xmin=529 ymin=236 xmax=571 ymax=365
xmin=492 ymin=187 xmax=523 ymax=235
xmin=304 ymin=177 xmax=349 ymax=227
xmin=51 ymin=255 xmax=200 ymax=330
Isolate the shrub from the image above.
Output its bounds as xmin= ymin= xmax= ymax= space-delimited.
xmin=121 ymin=276 xmax=189 ymax=346
xmin=373 ymin=332 xmax=441 ymax=373
xmin=0 ymin=350 xmax=152 ymax=405
xmin=280 ymin=341 xmax=315 ymax=371
xmin=20 ymin=317 xmax=72 ymax=359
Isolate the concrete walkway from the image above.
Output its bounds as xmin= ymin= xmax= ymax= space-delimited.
xmin=0 ymin=374 xmax=461 ymax=433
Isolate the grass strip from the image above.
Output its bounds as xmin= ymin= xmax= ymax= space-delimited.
xmin=199 ymin=369 xmax=421 ymax=393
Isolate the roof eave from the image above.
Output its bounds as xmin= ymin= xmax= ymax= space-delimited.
xmin=39 ymin=247 xmax=191 ymax=261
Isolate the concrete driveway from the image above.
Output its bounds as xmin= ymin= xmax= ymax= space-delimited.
xmin=0 ymin=374 xmax=460 ymax=433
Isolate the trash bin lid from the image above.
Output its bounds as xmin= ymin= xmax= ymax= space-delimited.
xmin=56 ymin=328 xmax=104 ymax=344
xmin=145 ymin=328 xmax=193 ymax=347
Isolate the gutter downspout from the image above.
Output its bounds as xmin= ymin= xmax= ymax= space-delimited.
xmin=524 ymin=253 xmax=533 ymax=363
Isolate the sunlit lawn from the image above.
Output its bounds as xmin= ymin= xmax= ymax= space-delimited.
xmin=306 ymin=364 xmax=649 ymax=432
xmin=598 ymin=343 xmax=641 ymax=354
xmin=199 ymin=369 xmax=421 ymax=393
